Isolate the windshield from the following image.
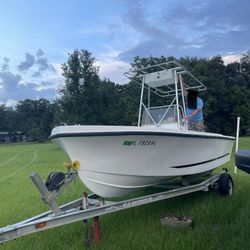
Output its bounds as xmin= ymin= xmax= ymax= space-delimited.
xmin=142 ymin=105 xmax=183 ymax=126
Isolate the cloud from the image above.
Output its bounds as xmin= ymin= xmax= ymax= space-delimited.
xmin=122 ymin=0 xmax=165 ymax=39
xmin=222 ymin=53 xmax=241 ymax=65
xmin=33 ymin=57 xmax=56 ymax=77
xmin=0 ymin=71 xmax=22 ymax=90
xmin=97 ymin=59 xmax=130 ymax=84
xmin=18 ymin=53 xmax=35 ymax=71
xmin=96 ymin=48 xmax=130 ymax=84
xmin=1 ymin=57 xmax=10 ymax=71
xmin=4 ymin=99 xmax=18 ymax=108
xmin=36 ymin=48 xmax=44 ymax=57
xmin=17 ymin=50 xmax=56 ymax=78
xmin=118 ymin=0 xmax=250 ymax=60
xmin=0 ymin=50 xmax=63 ymax=106
xmin=0 ymin=72 xmax=58 ymax=105
xmin=34 ymin=81 xmax=58 ymax=91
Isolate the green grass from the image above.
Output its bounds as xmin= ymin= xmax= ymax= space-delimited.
xmin=0 ymin=139 xmax=250 ymax=250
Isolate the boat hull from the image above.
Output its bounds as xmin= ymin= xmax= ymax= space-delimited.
xmin=51 ymin=126 xmax=234 ymax=197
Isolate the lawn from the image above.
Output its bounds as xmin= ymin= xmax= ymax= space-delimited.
xmin=0 ymin=138 xmax=250 ymax=250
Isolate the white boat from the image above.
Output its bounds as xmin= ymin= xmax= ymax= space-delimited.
xmin=50 ymin=61 xmax=235 ymax=197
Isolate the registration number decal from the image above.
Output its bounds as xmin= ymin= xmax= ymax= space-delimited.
xmin=123 ymin=140 xmax=157 ymax=146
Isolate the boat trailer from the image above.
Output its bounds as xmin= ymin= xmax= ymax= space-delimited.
xmin=0 ymin=169 xmax=233 ymax=245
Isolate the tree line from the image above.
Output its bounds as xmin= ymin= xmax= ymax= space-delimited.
xmin=0 ymin=49 xmax=250 ymax=142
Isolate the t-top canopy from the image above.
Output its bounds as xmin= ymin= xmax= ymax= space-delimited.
xmin=144 ymin=69 xmax=175 ymax=87
xmin=124 ymin=61 xmax=207 ymax=97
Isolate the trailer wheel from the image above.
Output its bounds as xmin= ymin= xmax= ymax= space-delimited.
xmin=218 ymin=173 xmax=233 ymax=196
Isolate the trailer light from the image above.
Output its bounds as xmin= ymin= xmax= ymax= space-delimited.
xmin=35 ymin=222 xmax=47 ymax=229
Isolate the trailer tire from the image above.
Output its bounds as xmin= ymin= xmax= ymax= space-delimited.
xmin=218 ymin=173 xmax=233 ymax=196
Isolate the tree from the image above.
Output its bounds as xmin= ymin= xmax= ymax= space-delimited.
xmin=15 ymin=99 xmax=54 ymax=141
xmin=116 ymin=82 xmax=140 ymax=125
xmin=59 ymin=49 xmax=101 ymax=124
xmin=95 ymin=79 xmax=122 ymax=125
xmin=240 ymin=50 xmax=250 ymax=80
xmin=56 ymin=50 xmax=250 ymax=135
xmin=0 ymin=105 xmax=19 ymax=134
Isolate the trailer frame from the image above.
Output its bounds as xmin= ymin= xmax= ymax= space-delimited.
xmin=0 ymin=169 xmax=231 ymax=244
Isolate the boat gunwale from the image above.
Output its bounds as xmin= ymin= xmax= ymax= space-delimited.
xmin=49 ymin=130 xmax=235 ymax=141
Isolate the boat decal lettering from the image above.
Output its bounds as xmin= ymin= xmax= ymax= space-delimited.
xmin=123 ymin=140 xmax=136 ymax=146
xmin=122 ymin=197 xmax=153 ymax=208
xmin=138 ymin=140 xmax=156 ymax=146
xmin=123 ymin=140 xmax=157 ymax=146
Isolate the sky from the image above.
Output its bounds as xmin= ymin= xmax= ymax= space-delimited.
xmin=0 ymin=0 xmax=249 ymax=106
